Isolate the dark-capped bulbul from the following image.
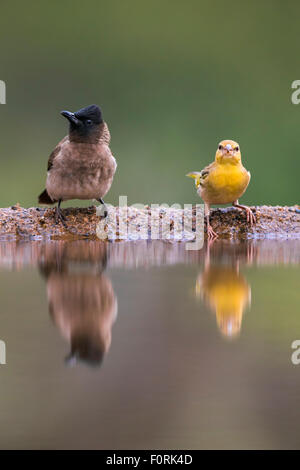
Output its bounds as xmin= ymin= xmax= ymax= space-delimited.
xmin=38 ymin=104 xmax=117 ymax=225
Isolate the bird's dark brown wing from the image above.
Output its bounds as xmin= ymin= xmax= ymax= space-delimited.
xmin=47 ymin=136 xmax=68 ymax=171
xmin=200 ymin=162 xmax=215 ymax=186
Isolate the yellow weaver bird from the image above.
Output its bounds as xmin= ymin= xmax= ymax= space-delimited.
xmin=187 ymin=139 xmax=255 ymax=239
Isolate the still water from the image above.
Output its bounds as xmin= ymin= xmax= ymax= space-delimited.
xmin=0 ymin=239 xmax=299 ymax=449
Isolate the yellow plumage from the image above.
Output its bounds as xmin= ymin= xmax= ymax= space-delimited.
xmin=187 ymin=139 xmax=255 ymax=239
xmin=199 ymin=160 xmax=250 ymax=205
xmin=196 ymin=266 xmax=251 ymax=338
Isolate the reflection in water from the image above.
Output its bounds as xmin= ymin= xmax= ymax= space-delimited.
xmin=0 ymin=239 xmax=299 ymax=353
xmin=1 ymin=239 xmax=300 ymax=270
xmin=39 ymin=241 xmax=117 ymax=367
xmin=0 ymin=239 xmax=299 ymax=448
xmin=196 ymin=245 xmax=251 ymax=338
xmin=196 ymin=265 xmax=251 ymax=337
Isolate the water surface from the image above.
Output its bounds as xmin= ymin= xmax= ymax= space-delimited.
xmin=0 ymin=239 xmax=299 ymax=449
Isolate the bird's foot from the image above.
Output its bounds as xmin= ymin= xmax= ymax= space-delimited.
xmin=207 ymin=237 xmax=216 ymax=248
xmin=247 ymin=243 xmax=254 ymax=264
xmin=102 ymin=208 xmax=108 ymax=218
xmin=98 ymin=199 xmax=108 ymax=218
xmin=55 ymin=208 xmax=67 ymax=227
xmin=207 ymin=224 xmax=218 ymax=240
xmin=98 ymin=206 xmax=108 ymax=218
xmin=234 ymin=204 xmax=256 ymax=226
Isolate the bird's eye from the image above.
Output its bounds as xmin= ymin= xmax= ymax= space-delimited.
xmin=218 ymin=145 xmax=222 ymax=150
xmin=86 ymin=119 xmax=92 ymax=126
xmin=235 ymin=146 xmax=239 ymax=151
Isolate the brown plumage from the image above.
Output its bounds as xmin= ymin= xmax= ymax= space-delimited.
xmin=38 ymin=105 xmax=117 ymax=225
xmin=39 ymin=241 xmax=117 ymax=367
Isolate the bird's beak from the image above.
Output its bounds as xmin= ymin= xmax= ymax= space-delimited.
xmin=225 ymin=144 xmax=232 ymax=153
xmin=61 ymin=110 xmax=80 ymax=126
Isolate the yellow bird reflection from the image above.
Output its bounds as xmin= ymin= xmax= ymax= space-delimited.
xmin=196 ymin=245 xmax=251 ymax=338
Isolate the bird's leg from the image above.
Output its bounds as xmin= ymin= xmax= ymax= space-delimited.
xmin=55 ymin=199 xmax=67 ymax=226
xmin=98 ymin=198 xmax=108 ymax=218
xmin=205 ymin=202 xmax=218 ymax=240
xmin=246 ymin=243 xmax=254 ymax=265
xmin=233 ymin=200 xmax=256 ymax=226
xmin=204 ymin=237 xmax=211 ymax=270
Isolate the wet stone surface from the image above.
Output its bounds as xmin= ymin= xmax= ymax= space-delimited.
xmin=0 ymin=204 xmax=299 ymax=240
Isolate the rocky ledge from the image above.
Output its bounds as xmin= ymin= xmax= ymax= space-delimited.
xmin=0 ymin=204 xmax=299 ymax=241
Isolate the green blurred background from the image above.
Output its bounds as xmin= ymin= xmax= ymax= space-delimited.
xmin=0 ymin=0 xmax=299 ymax=208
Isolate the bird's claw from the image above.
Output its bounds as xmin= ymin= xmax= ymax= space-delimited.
xmin=55 ymin=208 xmax=67 ymax=227
xmin=99 ymin=207 xmax=108 ymax=218
xmin=234 ymin=205 xmax=256 ymax=226
xmin=247 ymin=208 xmax=256 ymax=226
xmin=243 ymin=207 xmax=256 ymax=226
xmin=98 ymin=199 xmax=108 ymax=219
xmin=207 ymin=224 xmax=218 ymax=241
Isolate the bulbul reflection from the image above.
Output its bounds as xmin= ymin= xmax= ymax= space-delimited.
xmin=39 ymin=241 xmax=117 ymax=367
xmin=196 ymin=243 xmax=251 ymax=338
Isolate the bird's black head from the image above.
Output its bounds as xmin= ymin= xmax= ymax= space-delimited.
xmin=65 ymin=333 xmax=105 ymax=368
xmin=61 ymin=104 xmax=103 ymax=142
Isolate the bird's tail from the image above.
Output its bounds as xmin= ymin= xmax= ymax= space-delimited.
xmin=186 ymin=172 xmax=202 ymax=187
xmin=38 ymin=189 xmax=55 ymax=205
